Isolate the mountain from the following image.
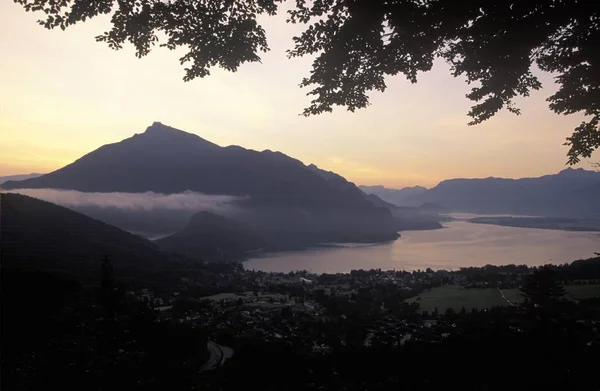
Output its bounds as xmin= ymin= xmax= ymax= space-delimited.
xmin=1 ymin=193 xmax=165 ymax=281
xmin=3 ymin=122 xmax=399 ymax=247
xmin=3 ymin=123 xmax=355 ymax=203
xmin=0 ymin=173 xmax=43 ymax=184
xmin=155 ymin=211 xmax=265 ymax=261
xmin=307 ymin=163 xmax=397 ymax=209
xmin=359 ymin=185 xmax=428 ymax=207
xmin=404 ymin=168 xmax=600 ymax=217
xmin=364 ymin=193 xmax=399 ymax=209
xmin=306 ymin=165 xmax=445 ymax=230
xmin=572 ymin=180 xmax=600 ymax=217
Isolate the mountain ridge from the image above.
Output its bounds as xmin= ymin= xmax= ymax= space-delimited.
xmin=359 ymin=185 xmax=428 ymax=207
xmin=404 ymin=168 xmax=600 ymax=216
xmin=360 ymin=168 xmax=600 ymax=217
xmin=307 ymin=164 xmax=398 ymax=209
xmin=3 ymin=122 xmax=399 ymax=248
xmin=0 ymin=173 xmax=43 ymax=184
xmin=155 ymin=211 xmax=266 ymax=262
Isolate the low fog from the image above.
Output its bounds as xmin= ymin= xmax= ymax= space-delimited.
xmin=5 ymin=188 xmax=242 ymax=211
xmin=4 ymin=188 xmax=245 ymax=237
xmin=2 ymin=188 xmax=399 ymax=247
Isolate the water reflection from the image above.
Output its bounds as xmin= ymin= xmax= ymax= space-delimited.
xmin=244 ymin=221 xmax=600 ymax=273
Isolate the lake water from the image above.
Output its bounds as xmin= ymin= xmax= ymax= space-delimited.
xmin=244 ymin=221 xmax=600 ymax=274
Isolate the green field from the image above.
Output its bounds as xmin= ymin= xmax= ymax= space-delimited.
xmin=206 ymin=292 xmax=248 ymax=302
xmin=564 ymin=284 xmax=600 ymax=300
xmin=406 ymin=286 xmax=521 ymax=313
xmin=205 ymin=291 xmax=288 ymax=307
xmin=407 ymin=284 xmax=600 ymax=313
xmin=407 ymin=284 xmax=600 ymax=312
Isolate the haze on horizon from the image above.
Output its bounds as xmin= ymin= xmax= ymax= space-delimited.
xmin=1 ymin=2 xmax=597 ymax=188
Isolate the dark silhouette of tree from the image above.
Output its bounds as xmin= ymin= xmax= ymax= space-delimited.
xmin=100 ymin=255 xmax=117 ymax=317
xmin=15 ymin=0 xmax=600 ymax=162
xmin=520 ymin=266 xmax=566 ymax=307
xmin=101 ymin=255 xmax=114 ymax=291
xmin=2 ymin=268 xmax=209 ymax=391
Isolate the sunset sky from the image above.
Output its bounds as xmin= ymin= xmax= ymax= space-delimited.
xmin=1 ymin=2 xmax=597 ymax=188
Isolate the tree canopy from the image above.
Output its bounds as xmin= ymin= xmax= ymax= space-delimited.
xmin=520 ymin=266 xmax=566 ymax=307
xmin=15 ymin=0 xmax=600 ymax=163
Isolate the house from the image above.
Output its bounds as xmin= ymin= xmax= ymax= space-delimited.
xmin=424 ymin=320 xmax=437 ymax=328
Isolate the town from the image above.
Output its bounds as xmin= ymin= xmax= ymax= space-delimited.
xmin=129 ymin=258 xmax=600 ymax=369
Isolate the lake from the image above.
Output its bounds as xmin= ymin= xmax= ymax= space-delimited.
xmin=244 ymin=221 xmax=600 ymax=274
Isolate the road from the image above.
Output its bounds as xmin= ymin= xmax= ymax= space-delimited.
xmin=200 ymin=341 xmax=233 ymax=372
xmin=497 ymin=287 xmax=517 ymax=306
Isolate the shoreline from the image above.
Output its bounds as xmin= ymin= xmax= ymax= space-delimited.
xmin=468 ymin=216 xmax=600 ymax=233
xmin=241 ymin=223 xmax=447 ymax=260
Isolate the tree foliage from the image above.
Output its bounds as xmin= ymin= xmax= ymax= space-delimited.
xmin=520 ymin=266 xmax=566 ymax=307
xmin=15 ymin=0 xmax=600 ymax=162
xmin=2 ymin=268 xmax=209 ymax=390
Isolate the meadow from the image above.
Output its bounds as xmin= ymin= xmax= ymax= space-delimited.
xmin=407 ymin=284 xmax=600 ymax=313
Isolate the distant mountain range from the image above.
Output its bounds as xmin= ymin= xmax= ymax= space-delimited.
xmin=359 ymin=185 xmax=428 ymax=207
xmin=361 ymin=168 xmax=600 ymax=217
xmin=0 ymin=173 xmax=43 ymax=184
xmin=3 ymin=122 xmax=399 ymax=248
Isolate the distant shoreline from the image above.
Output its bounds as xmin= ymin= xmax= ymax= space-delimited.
xmin=468 ymin=216 xmax=600 ymax=232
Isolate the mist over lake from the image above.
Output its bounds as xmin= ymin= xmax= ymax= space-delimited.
xmin=244 ymin=221 xmax=600 ymax=273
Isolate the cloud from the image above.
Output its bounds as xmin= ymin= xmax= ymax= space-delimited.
xmin=4 ymin=188 xmax=243 ymax=214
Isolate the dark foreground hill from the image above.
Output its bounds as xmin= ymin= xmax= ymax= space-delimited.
xmin=2 ymin=268 xmax=209 ymax=391
xmin=0 ymin=193 xmax=165 ymax=282
xmin=155 ymin=211 xmax=265 ymax=261
xmin=3 ymin=122 xmax=399 ymax=247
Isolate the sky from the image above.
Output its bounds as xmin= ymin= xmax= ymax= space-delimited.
xmin=1 ymin=2 xmax=597 ymax=188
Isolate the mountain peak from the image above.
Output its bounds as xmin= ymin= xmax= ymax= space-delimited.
xmin=559 ymin=167 xmax=583 ymax=173
xmin=144 ymin=121 xmax=181 ymax=135
xmin=557 ymin=167 xmax=595 ymax=177
xmin=137 ymin=122 xmax=219 ymax=149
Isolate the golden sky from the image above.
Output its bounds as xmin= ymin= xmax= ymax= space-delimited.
xmin=1 ymin=2 xmax=597 ymax=188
